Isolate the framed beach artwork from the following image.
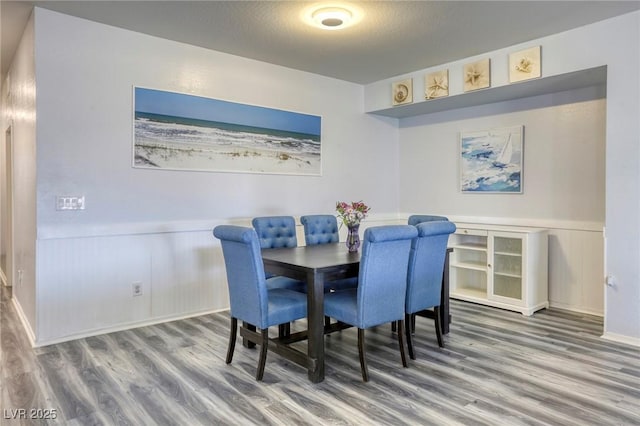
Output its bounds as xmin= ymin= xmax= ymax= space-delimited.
xmin=509 ymin=46 xmax=541 ymax=83
xmin=459 ymin=126 xmax=524 ymax=193
xmin=133 ymin=87 xmax=321 ymax=175
xmin=463 ymin=58 xmax=491 ymax=92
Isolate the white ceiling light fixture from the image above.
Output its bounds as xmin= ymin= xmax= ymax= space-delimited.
xmin=314 ymin=7 xmax=351 ymax=28
xmin=303 ymin=3 xmax=363 ymax=31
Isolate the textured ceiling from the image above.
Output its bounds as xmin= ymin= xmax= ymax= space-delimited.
xmin=2 ymin=1 xmax=639 ymax=85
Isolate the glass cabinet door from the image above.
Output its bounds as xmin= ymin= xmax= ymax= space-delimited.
xmin=489 ymin=233 xmax=524 ymax=302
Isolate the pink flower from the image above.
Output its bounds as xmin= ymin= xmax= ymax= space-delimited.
xmin=336 ymin=200 xmax=370 ymax=227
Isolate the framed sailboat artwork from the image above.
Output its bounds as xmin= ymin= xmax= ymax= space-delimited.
xmin=459 ymin=126 xmax=524 ymax=193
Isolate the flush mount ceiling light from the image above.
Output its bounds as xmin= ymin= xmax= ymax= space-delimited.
xmin=302 ymin=3 xmax=363 ymax=30
xmin=314 ymin=7 xmax=351 ymax=28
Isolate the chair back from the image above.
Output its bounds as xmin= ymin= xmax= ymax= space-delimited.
xmin=300 ymin=215 xmax=339 ymax=245
xmin=357 ymin=225 xmax=418 ymax=328
xmin=213 ymin=225 xmax=269 ymax=328
xmin=408 ymin=215 xmax=449 ymax=226
xmin=406 ymin=221 xmax=457 ymax=314
xmin=251 ymin=216 xmax=298 ymax=249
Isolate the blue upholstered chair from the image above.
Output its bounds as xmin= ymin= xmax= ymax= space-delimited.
xmin=252 ymin=216 xmax=299 ymax=249
xmin=390 ymin=213 xmax=451 ymax=334
xmin=251 ymin=216 xmax=305 ymax=292
xmin=300 ymin=214 xmax=339 ymax=245
xmin=252 ymin=216 xmax=306 ymax=337
xmin=300 ymin=214 xmax=358 ymax=292
xmin=405 ymin=221 xmax=456 ymax=359
xmin=324 ymin=225 xmax=418 ymax=381
xmin=213 ymin=225 xmax=308 ymax=381
xmin=408 ymin=214 xmax=449 ymax=226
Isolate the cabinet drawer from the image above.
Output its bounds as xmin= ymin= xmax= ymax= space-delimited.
xmin=456 ymin=228 xmax=488 ymax=237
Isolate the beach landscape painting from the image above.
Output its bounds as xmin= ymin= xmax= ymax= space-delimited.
xmin=133 ymin=87 xmax=321 ymax=175
xmin=460 ymin=126 xmax=523 ymax=193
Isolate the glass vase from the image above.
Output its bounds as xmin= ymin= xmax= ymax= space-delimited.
xmin=346 ymin=224 xmax=361 ymax=253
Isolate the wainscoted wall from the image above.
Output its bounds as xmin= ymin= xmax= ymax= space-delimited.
xmin=6 ymin=8 xmax=635 ymax=346
xmin=546 ymin=228 xmax=604 ymax=315
xmin=368 ymin=11 xmax=639 ymax=343
xmin=24 ymin=9 xmax=400 ymax=345
xmin=33 ymin=216 xmax=388 ymax=345
xmin=3 ymin=13 xmax=38 ymax=339
xmin=443 ymin=216 xmax=604 ymax=316
xmin=394 ymin=87 xmax=607 ymax=317
xmin=36 ymin=227 xmax=225 ymax=344
xmin=31 ymin=213 xmax=602 ymax=346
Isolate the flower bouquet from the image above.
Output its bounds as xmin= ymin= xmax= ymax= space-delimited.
xmin=336 ymin=201 xmax=370 ymax=252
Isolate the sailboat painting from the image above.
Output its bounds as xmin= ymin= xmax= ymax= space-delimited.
xmin=460 ymin=126 xmax=523 ymax=193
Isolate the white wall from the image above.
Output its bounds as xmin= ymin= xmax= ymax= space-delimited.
xmin=7 ymin=8 xmax=638 ymax=345
xmin=398 ymin=86 xmax=605 ymax=222
xmin=366 ymin=11 xmax=640 ymax=343
xmin=600 ymin=14 xmax=640 ymax=345
xmin=29 ymin=9 xmax=399 ymax=344
xmin=398 ymin=87 xmax=606 ymax=315
xmin=35 ymin=9 xmax=399 ymax=235
xmin=3 ymin=13 xmax=38 ymax=340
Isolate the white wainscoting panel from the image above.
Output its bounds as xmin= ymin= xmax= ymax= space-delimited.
xmin=547 ymin=229 xmax=604 ymax=315
xmin=35 ymin=230 xmax=227 ymax=345
xmin=444 ymin=216 xmax=604 ymax=316
xmin=33 ymin=215 xmax=603 ymax=345
xmin=148 ymin=231 xmax=224 ymax=318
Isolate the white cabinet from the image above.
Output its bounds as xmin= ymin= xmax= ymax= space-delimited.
xmin=449 ymin=224 xmax=548 ymax=316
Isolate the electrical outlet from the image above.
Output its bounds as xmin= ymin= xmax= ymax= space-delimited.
xmin=132 ymin=281 xmax=143 ymax=297
xmin=606 ymin=275 xmax=616 ymax=287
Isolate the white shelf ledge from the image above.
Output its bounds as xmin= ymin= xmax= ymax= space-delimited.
xmin=367 ymin=66 xmax=606 ymax=119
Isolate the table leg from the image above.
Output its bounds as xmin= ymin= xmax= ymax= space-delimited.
xmin=242 ymin=322 xmax=256 ymax=348
xmin=440 ymin=249 xmax=452 ymax=334
xmin=306 ymin=270 xmax=325 ymax=383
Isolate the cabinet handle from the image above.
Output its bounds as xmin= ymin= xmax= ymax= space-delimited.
xmin=488 ymin=264 xmax=492 ymax=268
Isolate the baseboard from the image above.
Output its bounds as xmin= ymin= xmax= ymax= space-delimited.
xmin=601 ymin=332 xmax=640 ymax=348
xmin=0 ymin=268 xmax=7 ymax=286
xmin=11 ymin=296 xmax=36 ymax=348
xmin=548 ymin=301 xmax=603 ymax=317
xmin=32 ymin=307 xmax=228 ymax=347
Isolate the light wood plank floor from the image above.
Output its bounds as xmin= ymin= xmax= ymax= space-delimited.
xmin=1 ymin=285 xmax=639 ymax=425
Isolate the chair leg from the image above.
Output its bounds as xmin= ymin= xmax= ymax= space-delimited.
xmin=397 ymin=320 xmax=408 ymax=368
xmin=226 ymin=317 xmax=238 ymax=364
xmin=357 ymin=328 xmax=369 ymax=382
xmin=411 ymin=313 xmax=416 ymax=334
xmin=243 ymin=321 xmax=256 ymax=348
xmin=391 ymin=322 xmax=397 ymax=332
xmin=405 ymin=314 xmax=416 ymax=360
xmin=278 ymin=322 xmax=291 ymax=339
xmin=434 ymin=306 xmax=444 ymax=348
xmin=256 ymin=329 xmax=269 ymax=381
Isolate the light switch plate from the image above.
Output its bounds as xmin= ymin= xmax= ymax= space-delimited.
xmin=56 ymin=195 xmax=85 ymax=210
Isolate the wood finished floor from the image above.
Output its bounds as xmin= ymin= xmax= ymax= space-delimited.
xmin=1 ymin=285 xmax=639 ymax=426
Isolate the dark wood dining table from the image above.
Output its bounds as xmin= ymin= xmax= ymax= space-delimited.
xmin=253 ymin=243 xmax=451 ymax=383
